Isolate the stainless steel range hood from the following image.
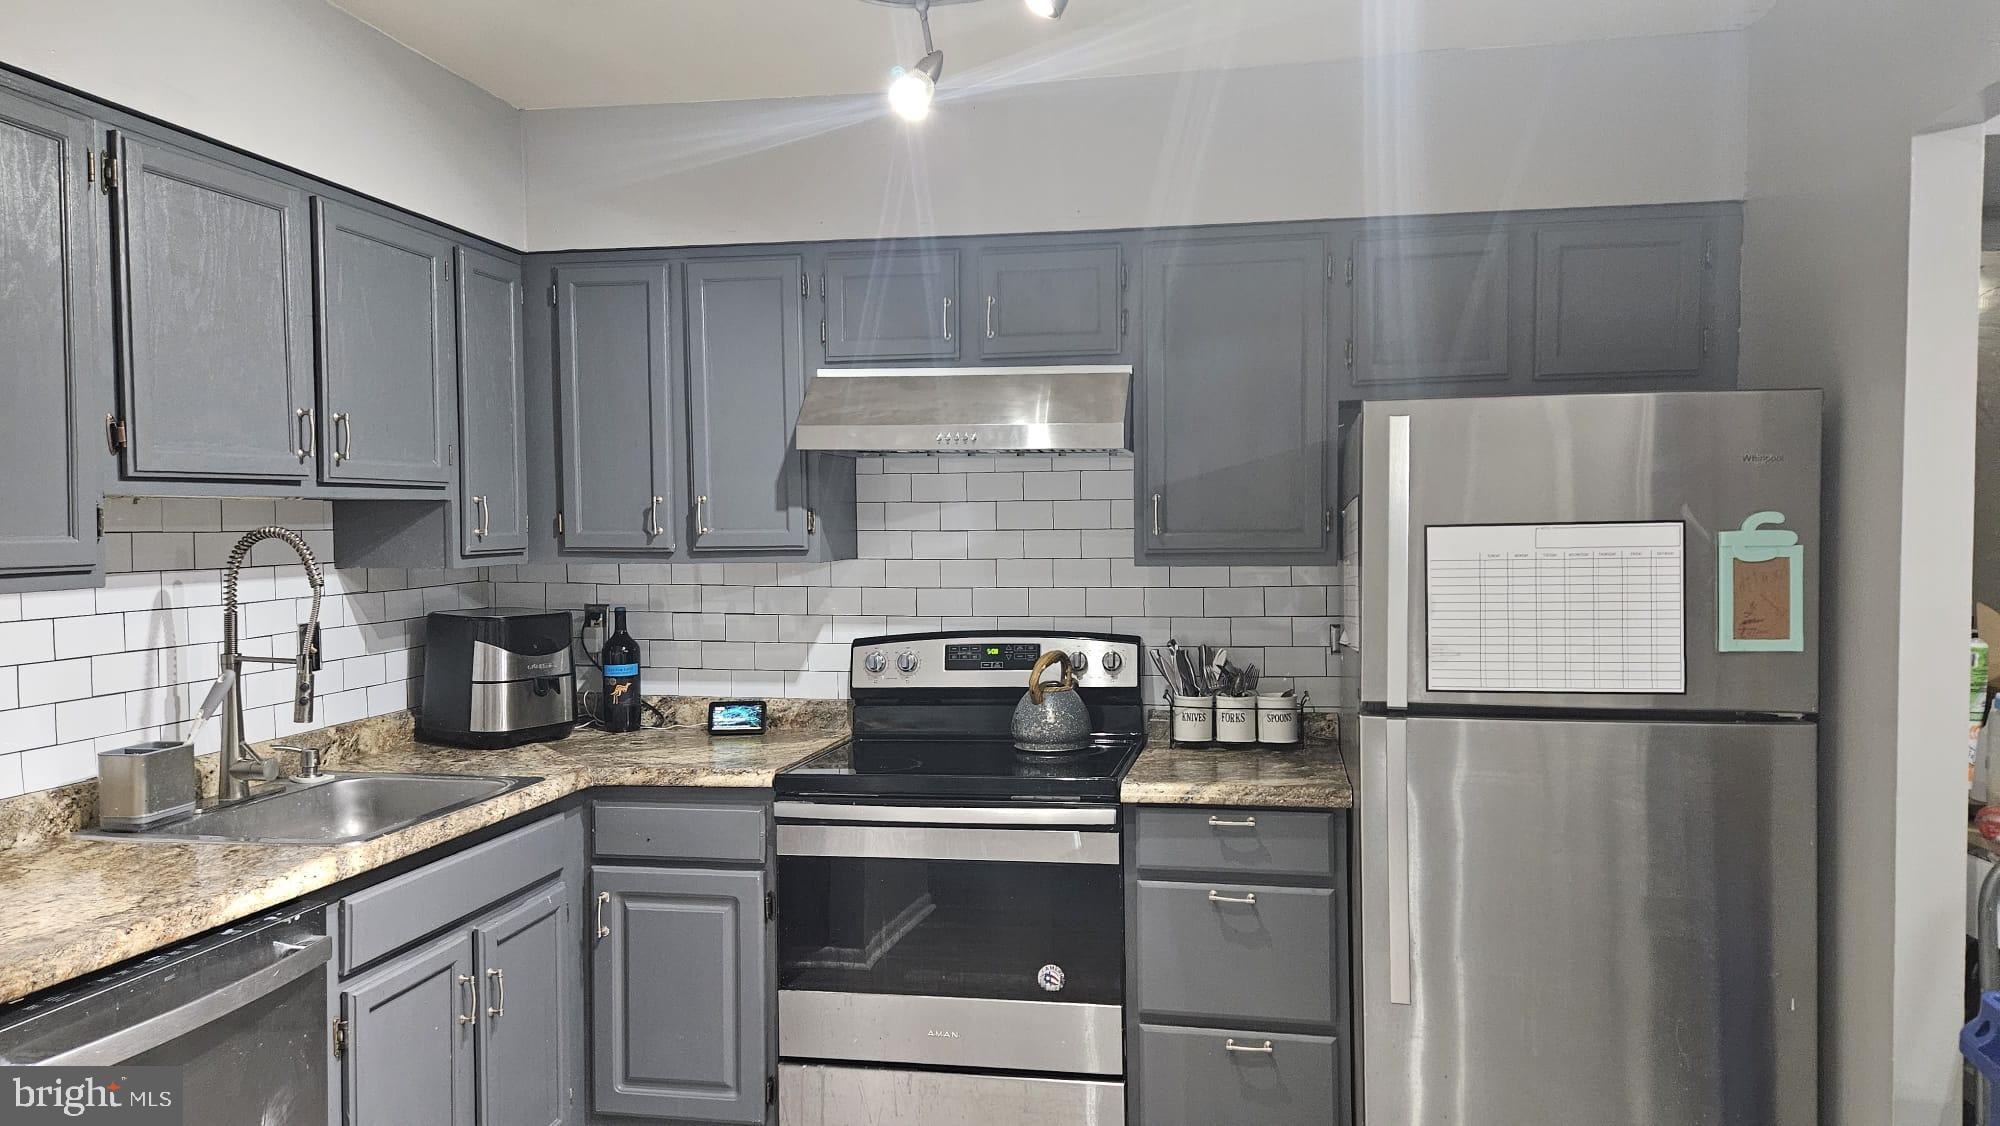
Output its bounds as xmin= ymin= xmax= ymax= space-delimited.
xmin=794 ymin=366 xmax=1131 ymax=454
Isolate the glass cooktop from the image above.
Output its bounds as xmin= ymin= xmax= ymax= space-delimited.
xmin=775 ymin=734 xmax=1144 ymax=803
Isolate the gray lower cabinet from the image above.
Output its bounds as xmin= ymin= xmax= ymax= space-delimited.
xmin=314 ymin=199 xmax=454 ymax=487
xmin=1531 ymin=216 xmax=1708 ymax=383
xmin=475 ymin=884 xmax=574 ymax=1126
xmin=685 ymin=255 xmax=811 ymax=552
xmin=1136 ymin=1025 xmax=1339 ymax=1126
xmin=820 ymin=248 xmax=959 ymax=361
xmin=456 ymin=246 xmax=530 ymax=555
xmin=0 ymin=86 xmax=102 ymax=578
xmin=591 ymin=864 xmax=768 ymax=1124
xmin=555 ymin=264 xmax=678 ymax=553
xmin=112 ymin=130 xmax=315 ymax=482
xmin=971 ymin=242 xmax=1125 ymax=359
xmin=341 ymin=931 xmax=479 ymax=1126
xmin=1137 ymin=230 xmax=1332 ymax=563
xmin=1350 ymin=227 xmax=1513 ymax=392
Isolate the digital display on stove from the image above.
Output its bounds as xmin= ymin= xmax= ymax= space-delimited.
xmin=944 ymin=642 xmax=1043 ymax=670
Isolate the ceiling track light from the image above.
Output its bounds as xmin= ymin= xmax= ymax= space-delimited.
xmin=868 ymin=0 xmax=1072 ymax=121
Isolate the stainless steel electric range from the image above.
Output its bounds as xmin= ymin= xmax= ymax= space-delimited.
xmin=773 ymin=630 xmax=1144 ymax=1126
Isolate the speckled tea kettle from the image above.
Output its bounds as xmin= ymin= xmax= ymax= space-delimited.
xmin=1012 ymin=650 xmax=1091 ymax=753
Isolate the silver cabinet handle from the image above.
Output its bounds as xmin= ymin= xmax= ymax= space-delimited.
xmin=486 ymin=967 xmax=505 ymax=1017
xmin=1224 ymin=1039 xmax=1274 ymax=1055
xmin=1386 ymin=413 xmax=1411 ymax=708
xmin=457 ymin=973 xmax=476 ymax=1025
xmin=697 ymin=494 xmax=710 ymax=536
xmin=595 ymin=891 xmax=610 ymax=939
xmin=985 ymin=294 xmax=997 ymax=339
xmin=1207 ymin=815 xmax=1257 ymax=828
xmin=294 ymin=408 xmax=314 ymax=462
xmin=1207 ymin=890 xmax=1257 ymax=906
xmin=645 ymin=496 xmax=663 ymax=539
xmin=942 ymin=296 xmax=953 ymax=342
xmin=1386 ymin=716 xmax=1412 ymax=1005
xmin=333 ymin=412 xmax=352 ymax=465
xmin=472 ymin=495 xmax=490 ymax=539
xmin=1152 ymin=493 xmax=1163 ymax=536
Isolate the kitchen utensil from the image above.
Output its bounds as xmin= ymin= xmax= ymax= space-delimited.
xmin=1256 ymin=688 xmax=1301 ymax=745
xmin=1171 ymin=694 xmax=1215 ymax=746
xmin=1243 ymin=664 xmax=1259 ymax=695
xmin=1011 ymin=650 xmax=1091 ymax=753
xmin=96 ymin=740 xmax=198 ymax=831
xmin=1210 ymin=649 xmax=1229 ymax=695
xmin=1213 ymin=694 xmax=1258 ymax=744
xmin=185 ymin=669 xmax=236 ymax=749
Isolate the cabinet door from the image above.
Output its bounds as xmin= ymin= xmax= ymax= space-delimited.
xmin=114 ymin=132 xmax=313 ymax=481
xmin=821 ymin=248 xmax=958 ymax=361
xmin=0 ymin=88 xmax=101 ymax=574
xmin=315 ymin=199 xmax=454 ymax=486
xmin=686 ymin=255 xmax=809 ymax=552
xmin=1532 ymin=217 xmax=1706 ymax=381
xmin=1352 ymin=229 xmax=1511 ymax=390
xmin=340 ymin=932 xmax=477 ymax=1126
xmin=476 ymin=883 xmax=575 ymax=1126
xmin=1139 ymin=232 xmax=1330 ymax=560
xmin=591 ymin=865 xmax=767 ymax=1124
xmin=456 ymin=246 xmax=529 ymax=555
xmin=973 ymin=243 xmax=1124 ymax=358
xmin=555 ymin=264 xmax=675 ymax=552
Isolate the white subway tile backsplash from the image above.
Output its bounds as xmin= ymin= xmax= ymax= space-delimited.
xmin=55 ymin=615 xmax=126 ymax=660
xmin=18 ymin=660 xmax=91 ymax=708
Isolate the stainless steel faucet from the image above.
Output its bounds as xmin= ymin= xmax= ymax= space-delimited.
xmin=217 ymin=527 xmax=324 ymax=804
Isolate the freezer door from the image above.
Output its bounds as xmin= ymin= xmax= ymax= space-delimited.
xmin=1355 ymin=714 xmax=1816 ymax=1126
xmin=1356 ymin=391 xmax=1821 ymax=713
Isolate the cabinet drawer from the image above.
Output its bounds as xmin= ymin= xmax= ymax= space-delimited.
xmin=1138 ymin=1024 xmax=1339 ymax=1126
xmin=1134 ymin=808 xmax=1336 ymax=878
xmin=1135 ymin=880 xmax=1335 ymax=1026
xmin=340 ymin=809 xmax=580 ymax=974
xmin=594 ymin=800 xmax=767 ymax=863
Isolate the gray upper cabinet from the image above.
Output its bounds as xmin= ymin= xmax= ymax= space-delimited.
xmin=685 ymin=255 xmax=810 ymax=552
xmin=1351 ymin=228 xmax=1512 ymax=390
xmin=1138 ymin=231 xmax=1331 ymax=562
xmin=340 ymin=931 xmax=478 ymax=1126
xmin=555 ymin=264 xmax=676 ymax=553
xmin=0 ymin=88 xmax=101 ymax=576
xmin=972 ymin=242 xmax=1125 ymax=359
xmin=475 ymin=883 xmax=575 ymax=1126
xmin=591 ymin=864 xmax=768 ymax=1124
xmin=456 ymin=246 xmax=529 ymax=555
xmin=821 ymin=248 xmax=959 ymax=361
xmin=1531 ymin=217 xmax=1707 ymax=382
xmin=314 ymin=199 xmax=454 ymax=487
xmin=112 ymin=131 xmax=314 ymax=482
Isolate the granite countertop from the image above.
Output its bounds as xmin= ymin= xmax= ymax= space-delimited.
xmin=0 ymin=708 xmax=848 ymax=1006
xmin=1121 ymin=717 xmax=1351 ymax=810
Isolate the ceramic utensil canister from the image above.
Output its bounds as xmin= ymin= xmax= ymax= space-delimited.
xmin=1256 ymin=692 xmax=1302 ymax=746
xmin=1213 ymin=694 xmax=1258 ymax=745
xmin=1171 ymin=695 xmax=1214 ymax=746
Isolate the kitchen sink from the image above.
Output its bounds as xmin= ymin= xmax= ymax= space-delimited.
xmin=81 ymin=772 xmax=542 ymax=846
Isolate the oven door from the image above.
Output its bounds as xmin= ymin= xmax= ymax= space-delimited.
xmin=774 ymin=802 xmax=1123 ymax=1077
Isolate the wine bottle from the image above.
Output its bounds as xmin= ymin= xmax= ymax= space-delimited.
xmin=601 ymin=607 xmax=642 ymax=732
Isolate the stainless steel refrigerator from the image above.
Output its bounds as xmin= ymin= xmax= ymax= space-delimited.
xmin=1340 ymin=391 xmax=1819 ymax=1125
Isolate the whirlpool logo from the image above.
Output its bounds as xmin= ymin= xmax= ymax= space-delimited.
xmin=2 ymin=1067 xmax=181 ymax=1124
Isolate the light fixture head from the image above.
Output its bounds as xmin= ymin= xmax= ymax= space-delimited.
xmin=1024 ymin=0 xmax=1069 ymax=18
xmin=887 ymin=50 xmax=942 ymax=121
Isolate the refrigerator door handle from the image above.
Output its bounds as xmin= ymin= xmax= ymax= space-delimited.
xmin=1386 ymin=716 xmax=1412 ymax=1005
xmin=1386 ymin=414 xmax=1411 ymax=709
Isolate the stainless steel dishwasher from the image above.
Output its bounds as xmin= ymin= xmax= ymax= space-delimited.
xmin=0 ymin=902 xmax=330 ymax=1126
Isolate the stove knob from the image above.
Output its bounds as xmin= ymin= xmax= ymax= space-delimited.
xmin=897 ymin=651 xmax=920 ymax=674
xmin=1069 ymin=650 xmax=1090 ymax=672
xmin=1100 ymin=650 xmax=1124 ymax=674
xmin=864 ymin=651 xmax=887 ymax=675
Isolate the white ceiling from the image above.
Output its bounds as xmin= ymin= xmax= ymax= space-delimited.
xmin=328 ymin=0 xmax=1773 ymax=111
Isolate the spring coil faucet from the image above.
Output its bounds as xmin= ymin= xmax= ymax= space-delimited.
xmin=217 ymin=526 xmax=324 ymax=804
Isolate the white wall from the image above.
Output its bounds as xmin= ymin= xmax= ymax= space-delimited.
xmin=0 ymin=0 xmax=526 ymax=245
xmin=1738 ymin=0 xmax=2000 ymax=1118
xmin=524 ymin=32 xmax=1747 ymax=250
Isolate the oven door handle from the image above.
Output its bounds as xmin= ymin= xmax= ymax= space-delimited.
xmin=777 ymin=823 xmax=1120 ymax=865
xmin=774 ymin=801 xmax=1117 ymax=828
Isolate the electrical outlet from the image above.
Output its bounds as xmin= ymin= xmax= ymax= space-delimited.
xmin=583 ymin=603 xmax=608 ymax=629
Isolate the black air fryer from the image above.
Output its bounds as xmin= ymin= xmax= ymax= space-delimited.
xmin=418 ymin=608 xmax=576 ymax=748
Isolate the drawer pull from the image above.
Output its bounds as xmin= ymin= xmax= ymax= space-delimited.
xmin=1206 ymin=815 xmax=1257 ymax=828
xmin=486 ymin=967 xmax=505 ymax=1017
xmin=596 ymin=890 xmax=611 ymax=939
xmin=1207 ymin=890 xmax=1257 ymax=906
xmin=1224 ymin=1038 xmax=1275 ymax=1054
xmin=457 ymin=974 xmax=476 ymax=1024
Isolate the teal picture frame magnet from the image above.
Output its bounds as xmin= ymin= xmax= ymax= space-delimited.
xmin=1717 ymin=511 xmax=1804 ymax=652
